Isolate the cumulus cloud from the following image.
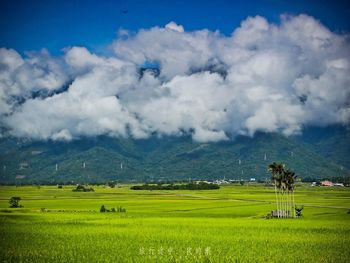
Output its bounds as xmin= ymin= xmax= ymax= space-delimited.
xmin=165 ymin=21 xmax=185 ymax=32
xmin=0 ymin=48 xmax=68 ymax=116
xmin=0 ymin=14 xmax=349 ymax=142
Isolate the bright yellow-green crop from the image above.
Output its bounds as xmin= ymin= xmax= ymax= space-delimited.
xmin=0 ymin=185 xmax=349 ymax=262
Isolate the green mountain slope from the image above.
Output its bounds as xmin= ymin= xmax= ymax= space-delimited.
xmin=293 ymin=126 xmax=350 ymax=169
xmin=0 ymin=129 xmax=348 ymax=184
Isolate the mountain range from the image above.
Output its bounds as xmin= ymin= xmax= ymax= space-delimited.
xmin=0 ymin=126 xmax=349 ymax=184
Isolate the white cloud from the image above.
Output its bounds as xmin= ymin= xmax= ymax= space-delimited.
xmin=113 ymin=25 xmax=218 ymax=79
xmin=165 ymin=21 xmax=185 ymax=32
xmin=0 ymin=48 xmax=68 ymax=116
xmin=1 ymin=14 xmax=349 ymax=142
xmin=51 ymin=129 xmax=72 ymax=141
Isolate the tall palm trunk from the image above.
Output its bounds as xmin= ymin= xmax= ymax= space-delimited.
xmin=290 ymin=191 xmax=292 ymax=217
xmin=274 ymin=179 xmax=279 ymax=217
xmin=284 ymin=190 xmax=288 ymax=217
xmin=286 ymin=190 xmax=288 ymax=218
xmin=287 ymin=190 xmax=290 ymax=218
xmin=282 ymin=190 xmax=286 ymax=218
xmin=288 ymin=190 xmax=291 ymax=218
xmin=288 ymin=191 xmax=290 ymax=218
xmin=281 ymin=191 xmax=284 ymax=218
xmin=285 ymin=191 xmax=288 ymax=218
xmin=292 ymin=189 xmax=295 ymax=218
xmin=284 ymin=191 xmax=287 ymax=218
xmin=289 ymin=188 xmax=292 ymax=218
xmin=279 ymin=186 xmax=282 ymax=218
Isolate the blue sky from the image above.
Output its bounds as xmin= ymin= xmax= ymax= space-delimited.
xmin=0 ymin=0 xmax=349 ymax=55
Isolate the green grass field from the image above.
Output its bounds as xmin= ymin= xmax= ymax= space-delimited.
xmin=0 ymin=185 xmax=349 ymax=262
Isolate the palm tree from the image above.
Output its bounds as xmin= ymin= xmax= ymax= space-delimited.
xmin=284 ymin=169 xmax=291 ymax=217
xmin=268 ymin=162 xmax=298 ymax=218
xmin=286 ymin=169 xmax=297 ymax=217
xmin=283 ymin=168 xmax=297 ymax=218
xmin=268 ymin=162 xmax=284 ymax=217
xmin=280 ymin=170 xmax=287 ymax=217
xmin=268 ymin=162 xmax=280 ymax=217
xmin=276 ymin=163 xmax=285 ymax=217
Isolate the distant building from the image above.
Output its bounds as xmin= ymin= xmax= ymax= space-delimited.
xmin=250 ymin=178 xmax=256 ymax=182
xmin=195 ymin=180 xmax=212 ymax=184
xmin=334 ymin=183 xmax=344 ymax=187
xmin=320 ymin=180 xmax=334 ymax=186
xmin=213 ymin=179 xmax=230 ymax=185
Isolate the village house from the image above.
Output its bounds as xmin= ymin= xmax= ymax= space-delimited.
xmin=320 ymin=180 xmax=334 ymax=186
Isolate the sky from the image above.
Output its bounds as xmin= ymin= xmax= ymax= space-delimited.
xmin=0 ymin=0 xmax=350 ymax=142
xmin=1 ymin=0 xmax=349 ymax=55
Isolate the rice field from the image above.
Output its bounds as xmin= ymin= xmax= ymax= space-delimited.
xmin=0 ymin=185 xmax=349 ymax=262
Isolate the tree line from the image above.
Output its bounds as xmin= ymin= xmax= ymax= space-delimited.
xmin=130 ymin=182 xmax=220 ymax=190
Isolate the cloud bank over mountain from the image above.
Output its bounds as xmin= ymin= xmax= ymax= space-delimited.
xmin=0 ymin=14 xmax=349 ymax=142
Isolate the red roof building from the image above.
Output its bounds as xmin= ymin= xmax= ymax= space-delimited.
xmin=320 ymin=180 xmax=334 ymax=186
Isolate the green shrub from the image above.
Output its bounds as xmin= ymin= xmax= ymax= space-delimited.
xmin=9 ymin=197 xmax=22 ymax=208
xmin=100 ymin=205 xmax=125 ymax=213
xmin=107 ymin=181 xmax=116 ymax=188
xmin=100 ymin=205 xmax=107 ymax=212
xmin=73 ymin=185 xmax=94 ymax=192
xmin=117 ymin=206 xmax=126 ymax=213
xmin=295 ymin=205 xmax=304 ymax=217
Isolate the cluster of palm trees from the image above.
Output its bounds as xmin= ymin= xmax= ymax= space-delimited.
xmin=268 ymin=162 xmax=297 ymax=218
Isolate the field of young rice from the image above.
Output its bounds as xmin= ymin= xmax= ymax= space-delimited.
xmin=0 ymin=185 xmax=349 ymax=262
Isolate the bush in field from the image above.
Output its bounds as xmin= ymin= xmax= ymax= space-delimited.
xmin=100 ymin=205 xmax=126 ymax=213
xmin=100 ymin=205 xmax=107 ymax=212
xmin=57 ymin=185 xmax=63 ymax=189
xmin=295 ymin=205 xmax=304 ymax=217
xmin=72 ymin=185 xmax=94 ymax=192
xmin=107 ymin=181 xmax=116 ymax=188
xmin=117 ymin=206 xmax=126 ymax=213
xmin=9 ymin=197 xmax=22 ymax=208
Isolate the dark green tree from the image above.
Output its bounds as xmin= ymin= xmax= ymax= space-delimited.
xmin=100 ymin=205 xmax=107 ymax=212
xmin=107 ymin=181 xmax=116 ymax=188
xmin=9 ymin=197 xmax=22 ymax=208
